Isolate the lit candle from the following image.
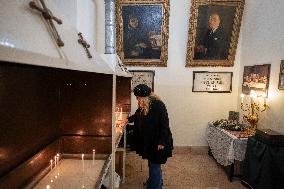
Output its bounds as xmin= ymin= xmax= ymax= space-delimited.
xmin=250 ymin=90 xmax=255 ymax=103
xmin=46 ymin=185 xmax=50 ymax=189
xmin=54 ymin=156 xmax=57 ymax=167
xmin=50 ymin=160 xmax=53 ymax=171
xmin=92 ymin=149 xmax=96 ymax=165
xmin=240 ymin=93 xmax=244 ymax=103
xmin=118 ymin=107 xmax=123 ymax=121
xmin=56 ymin=153 xmax=60 ymax=164
xmin=82 ymin=154 xmax=85 ymax=172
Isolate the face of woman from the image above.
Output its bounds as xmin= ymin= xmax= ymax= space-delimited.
xmin=136 ymin=96 xmax=142 ymax=106
xmin=129 ymin=17 xmax=138 ymax=28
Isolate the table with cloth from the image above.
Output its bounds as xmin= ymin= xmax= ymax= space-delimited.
xmin=206 ymin=123 xmax=248 ymax=181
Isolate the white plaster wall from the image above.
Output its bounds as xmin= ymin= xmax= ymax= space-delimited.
xmin=52 ymin=0 xmax=77 ymax=26
xmin=77 ymin=0 xmax=95 ymax=46
xmin=239 ymin=0 xmax=284 ymax=133
xmin=53 ymin=0 xmax=95 ymax=46
xmin=94 ymin=0 xmax=105 ymax=54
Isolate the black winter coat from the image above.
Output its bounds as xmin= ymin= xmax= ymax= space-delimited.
xmin=128 ymin=100 xmax=173 ymax=164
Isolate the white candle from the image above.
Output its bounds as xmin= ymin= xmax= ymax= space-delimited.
xmin=56 ymin=153 xmax=60 ymax=164
xmin=250 ymin=90 xmax=255 ymax=103
xmin=118 ymin=107 xmax=123 ymax=121
xmin=92 ymin=149 xmax=96 ymax=165
xmin=50 ymin=160 xmax=53 ymax=170
xmin=240 ymin=93 xmax=244 ymax=103
xmin=46 ymin=185 xmax=50 ymax=189
xmin=82 ymin=154 xmax=85 ymax=172
xmin=54 ymin=156 xmax=57 ymax=167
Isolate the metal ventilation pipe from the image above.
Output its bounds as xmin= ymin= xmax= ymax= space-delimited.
xmin=105 ymin=0 xmax=115 ymax=54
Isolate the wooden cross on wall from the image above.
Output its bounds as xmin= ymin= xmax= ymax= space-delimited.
xmin=78 ymin=32 xmax=92 ymax=59
xmin=29 ymin=0 xmax=64 ymax=47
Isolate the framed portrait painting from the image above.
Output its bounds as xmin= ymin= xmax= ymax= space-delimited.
xmin=278 ymin=60 xmax=284 ymax=90
xmin=116 ymin=0 xmax=170 ymax=67
xmin=129 ymin=70 xmax=155 ymax=91
xmin=192 ymin=71 xmax=233 ymax=93
xmin=242 ymin=64 xmax=271 ymax=97
xmin=186 ymin=0 xmax=245 ymax=67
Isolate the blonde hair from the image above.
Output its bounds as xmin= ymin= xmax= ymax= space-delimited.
xmin=139 ymin=93 xmax=161 ymax=115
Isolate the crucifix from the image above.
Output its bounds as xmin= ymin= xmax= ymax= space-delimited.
xmin=29 ymin=0 xmax=64 ymax=47
xmin=78 ymin=32 xmax=92 ymax=59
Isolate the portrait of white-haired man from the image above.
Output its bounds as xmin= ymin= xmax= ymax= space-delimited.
xmin=194 ymin=13 xmax=228 ymax=60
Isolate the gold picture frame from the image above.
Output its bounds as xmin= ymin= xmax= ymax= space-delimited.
xmin=116 ymin=0 xmax=170 ymax=67
xmin=278 ymin=60 xmax=284 ymax=90
xmin=186 ymin=0 xmax=245 ymax=67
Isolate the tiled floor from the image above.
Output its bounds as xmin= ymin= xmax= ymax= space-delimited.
xmin=119 ymin=147 xmax=246 ymax=189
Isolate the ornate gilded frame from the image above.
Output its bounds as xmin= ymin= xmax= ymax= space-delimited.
xmin=186 ymin=0 xmax=245 ymax=67
xmin=116 ymin=0 xmax=170 ymax=67
xmin=278 ymin=60 xmax=284 ymax=90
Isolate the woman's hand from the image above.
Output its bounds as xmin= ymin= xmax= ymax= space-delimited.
xmin=157 ymin=144 xmax=164 ymax=150
xmin=115 ymin=119 xmax=128 ymax=127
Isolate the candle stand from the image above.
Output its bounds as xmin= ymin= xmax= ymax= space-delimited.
xmin=240 ymin=90 xmax=269 ymax=136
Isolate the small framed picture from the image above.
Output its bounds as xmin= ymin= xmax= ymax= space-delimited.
xmin=228 ymin=111 xmax=239 ymax=121
xmin=242 ymin=64 xmax=271 ymax=97
xmin=129 ymin=70 xmax=155 ymax=91
xmin=278 ymin=60 xmax=284 ymax=90
xmin=192 ymin=71 xmax=233 ymax=93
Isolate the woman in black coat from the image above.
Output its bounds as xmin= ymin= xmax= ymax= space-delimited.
xmin=127 ymin=84 xmax=173 ymax=189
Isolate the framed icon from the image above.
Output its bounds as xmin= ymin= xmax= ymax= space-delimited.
xmin=242 ymin=64 xmax=271 ymax=97
xmin=116 ymin=0 xmax=170 ymax=67
xmin=278 ymin=60 xmax=284 ymax=90
xmin=129 ymin=70 xmax=155 ymax=91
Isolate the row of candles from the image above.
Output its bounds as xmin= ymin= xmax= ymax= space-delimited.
xmin=49 ymin=150 xmax=96 ymax=171
xmin=81 ymin=149 xmax=97 ymax=171
xmin=46 ymin=149 xmax=96 ymax=189
xmin=47 ymin=154 xmax=60 ymax=189
xmin=50 ymin=153 xmax=60 ymax=170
